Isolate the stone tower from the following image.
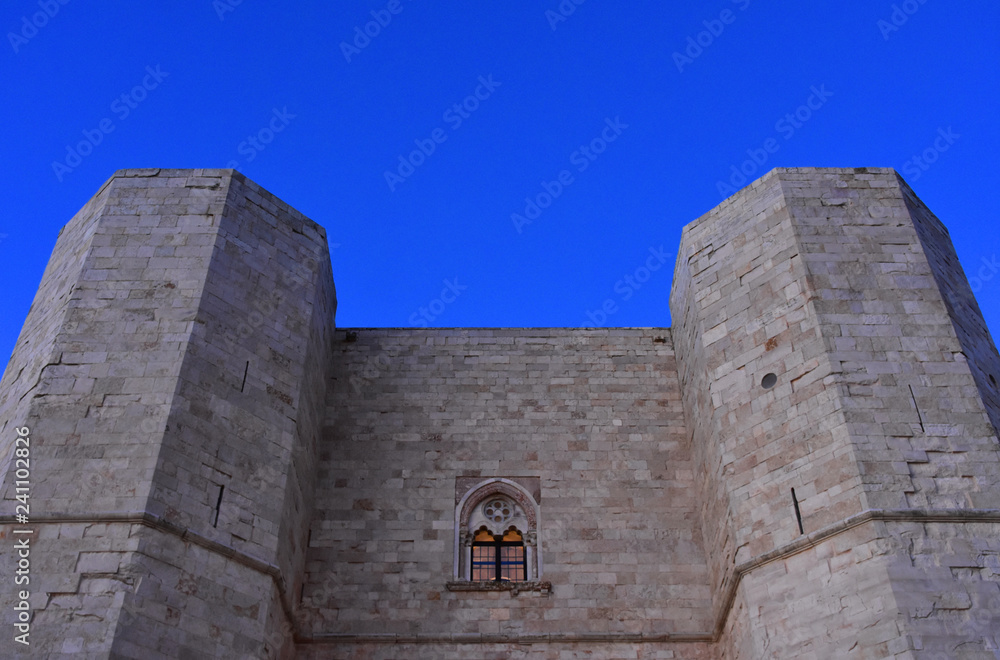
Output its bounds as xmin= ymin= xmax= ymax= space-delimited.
xmin=0 ymin=170 xmax=335 ymax=657
xmin=670 ymin=168 xmax=1000 ymax=658
xmin=1 ymin=167 xmax=998 ymax=659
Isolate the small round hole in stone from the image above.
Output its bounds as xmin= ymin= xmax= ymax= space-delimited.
xmin=761 ymin=373 xmax=777 ymax=389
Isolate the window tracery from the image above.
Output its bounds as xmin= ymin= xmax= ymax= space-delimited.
xmin=453 ymin=478 xmax=541 ymax=584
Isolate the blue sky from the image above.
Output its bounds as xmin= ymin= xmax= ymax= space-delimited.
xmin=2 ymin=0 xmax=998 ymax=363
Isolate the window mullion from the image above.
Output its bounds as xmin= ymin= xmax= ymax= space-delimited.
xmin=494 ymin=540 xmax=502 ymax=582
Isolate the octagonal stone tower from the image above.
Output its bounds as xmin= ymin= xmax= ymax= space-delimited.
xmin=0 ymin=169 xmax=335 ymax=658
xmin=670 ymin=168 xmax=1000 ymax=658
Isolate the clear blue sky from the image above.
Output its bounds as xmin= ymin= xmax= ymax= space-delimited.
xmin=2 ymin=0 xmax=999 ymax=363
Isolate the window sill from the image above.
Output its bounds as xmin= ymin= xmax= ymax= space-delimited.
xmin=446 ymin=580 xmax=552 ymax=596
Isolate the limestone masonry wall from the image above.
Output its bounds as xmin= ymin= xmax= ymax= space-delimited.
xmin=302 ymin=328 xmax=712 ymax=658
xmin=1 ymin=167 xmax=997 ymax=659
xmin=671 ymin=168 xmax=1000 ymax=659
xmin=0 ymin=169 xmax=335 ymax=658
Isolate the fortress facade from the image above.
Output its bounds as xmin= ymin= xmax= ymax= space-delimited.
xmin=1 ymin=167 xmax=999 ymax=659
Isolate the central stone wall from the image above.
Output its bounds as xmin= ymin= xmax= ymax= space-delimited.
xmin=300 ymin=328 xmax=714 ymax=658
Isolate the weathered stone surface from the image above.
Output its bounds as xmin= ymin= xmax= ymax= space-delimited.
xmin=0 ymin=169 xmax=335 ymax=658
xmin=305 ymin=327 xmax=712 ymax=647
xmin=1 ymin=167 xmax=997 ymax=659
xmin=671 ymin=168 xmax=1000 ymax=659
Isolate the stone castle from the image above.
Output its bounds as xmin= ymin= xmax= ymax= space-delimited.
xmin=1 ymin=167 xmax=999 ymax=659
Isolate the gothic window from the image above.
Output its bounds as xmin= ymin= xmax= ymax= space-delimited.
xmin=471 ymin=528 xmax=526 ymax=582
xmin=453 ymin=478 xmax=540 ymax=583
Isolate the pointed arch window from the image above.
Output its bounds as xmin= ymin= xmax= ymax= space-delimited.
xmin=472 ymin=528 xmax=526 ymax=582
xmin=452 ymin=478 xmax=541 ymax=584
